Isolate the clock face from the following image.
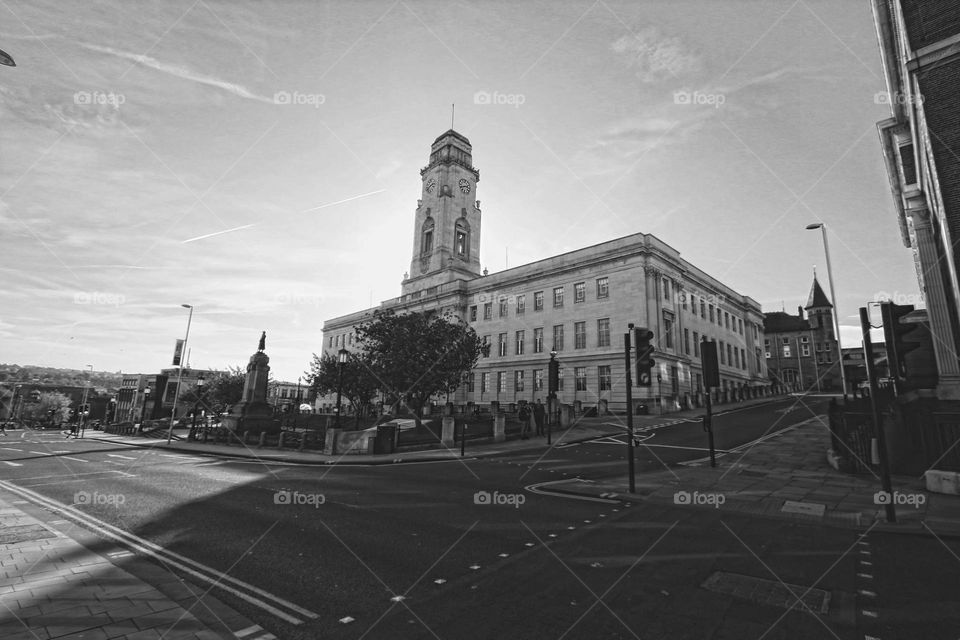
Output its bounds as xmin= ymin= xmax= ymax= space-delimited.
xmin=425 ymin=178 xmax=436 ymax=194
xmin=458 ymin=178 xmax=471 ymax=194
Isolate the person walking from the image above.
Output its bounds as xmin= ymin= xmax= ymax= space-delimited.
xmin=533 ymin=399 xmax=545 ymax=436
xmin=518 ymin=403 xmax=531 ymax=440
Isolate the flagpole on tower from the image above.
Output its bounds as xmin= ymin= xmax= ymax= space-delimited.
xmin=451 ymin=103 xmax=455 ymax=129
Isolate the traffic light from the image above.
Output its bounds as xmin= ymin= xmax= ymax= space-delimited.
xmin=548 ymin=356 xmax=560 ymax=395
xmin=880 ymin=302 xmax=915 ymax=379
xmin=701 ymin=338 xmax=720 ymax=388
xmin=634 ymin=328 xmax=655 ymax=387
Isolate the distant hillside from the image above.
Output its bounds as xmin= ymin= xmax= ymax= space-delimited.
xmin=0 ymin=364 xmax=124 ymax=390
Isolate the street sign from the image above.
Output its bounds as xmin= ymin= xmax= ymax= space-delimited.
xmin=172 ymin=339 xmax=185 ymax=366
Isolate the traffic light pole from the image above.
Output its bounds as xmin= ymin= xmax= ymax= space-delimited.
xmin=860 ymin=307 xmax=896 ymax=523
xmin=624 ymin=326 xmax=636 ymax=494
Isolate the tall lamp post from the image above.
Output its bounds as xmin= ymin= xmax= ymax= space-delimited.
xmin=78 ymin=364 xmax=93 ymax=438
xmin=806 ymin=223 xmax=849 ymax=398
xmin=335 ymin=349 xmax=348 ymax=428
xmin=168 ymin=304 xmax=194 ymax=444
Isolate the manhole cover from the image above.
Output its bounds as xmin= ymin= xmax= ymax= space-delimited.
xmin=702 ymin=571 xmax=831 ymax=614
xmin=0 ymin=524 xmax=58 ymax=545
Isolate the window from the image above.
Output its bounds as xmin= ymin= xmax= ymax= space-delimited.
xmin=709 ymin=305 xmax=714 ymax=323
xmin=800 ymin=336 xmax=809 ymax=343
xmin=783 ymin=345 xmax=792 ymax=357
xmin=467 ymin=372 xmax=475 ymax=392
xmin=596 ymin=277 xmax=609 ymax=299
xmin=498 ymin=333 xmax=507 ymax=357
xmin=553 ymin=286 xmax=564 ymax=308
xmin=663 ymin=311 xmax=674 ymax=349
xmin=727 ymin=344 xmax=732 ymax=365
xmin=802 ymin=344 xmax=810 ymax=357
xmin=720 ymin=341 xmax=725 ymax=364
xmin=782 ymin=337 xmax=789 ymax=345
xmin=498 ymin=372 xmax=507 ymax=393
xmin=663 ymin=278 xmax=671 ymax=300
xmin=499 ymin=298 xmax=507 ymax=318
xmin=515 ymin=370 xmax=524 ymax=392
xmin=574 ymin=282 xmax=585 ymax=303
xmin=575 ymin=367 xmax=587 ymax=391
xmin=724 ymin=312 xmax=730 ymax=329
xmin=534 ymin=370 xmax=543 ymax=391
xmin=481 ymin=372 xmax=490 ymax=393
xmin=516 ymin=295 xmax=526 ymax=315
xmin=739 ymin=318 xmax=744 ymax=334
xmin=684 ymin=328 xmax=690 ymax=355
xmin=469 ymin=305 xmax=477 ymax=322
xmin=597 ymin=318 xmax=610 ymax=347
xmin=534 ymin=328 xmax=544 ymax=353
xmin=700 ymin=300 xmax=706 ymax=319
xmin=516 ymin=330 xmax=525 ymax=355
xmin=483 ymin=302 xmax=492 ymax=320
xmin=328 ymin=336 xmax=333 ymax=347
xmin=421 ymin=219 xmax=434 ymax=254
xmin=455 ymin=230 xmax=467 ymax=257
xmin=693 ymin=331 xmax=700 ymax=357
xmin=553 ymin=325 xmax=564 ymax=351
xmin=764 ymin=338 xmax=770 ymax=347
xmin=682 ymin=292 xmax=688 ymax=310
xmin=734 ymin=348 xmax=740 ymax=368
xmin=574 ymin=322 xmax=586 ymax=349
xmin=482 ymin=335 xmax=490 ymax=357
xmin=534 ymin=291 xmax=544 ymax=311
xmin=598 ymin=365 xmax=612 ymax=391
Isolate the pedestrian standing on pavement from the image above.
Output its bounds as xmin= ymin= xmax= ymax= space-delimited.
xmin=533 ymin=399 xmax=545 ymax=436
xmin=518 ymin=403 xmax=531 ymax=439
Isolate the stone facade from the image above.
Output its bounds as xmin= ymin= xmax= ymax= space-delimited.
xmin=874 ymin=0 xmax=960 ymax=399
xmin=321 ymin=129 xmax=770 ymax=412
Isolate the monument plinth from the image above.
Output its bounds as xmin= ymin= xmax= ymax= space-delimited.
xmin=222 ymin=332 xmax=278 ymax=434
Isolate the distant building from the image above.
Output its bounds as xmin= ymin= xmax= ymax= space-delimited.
xmin=322 ymin=129 xmax=770 ymax=413
xmin=873 ymin=0 xmax=960 ymax=400
xmin=763 ymin=277 xmax=842 ymax=392
xmin=269 ymin=380 xmax=312 ymax=413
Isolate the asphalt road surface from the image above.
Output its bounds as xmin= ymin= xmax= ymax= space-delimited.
xmin=2 ymin=395 xmax=957 ymax=639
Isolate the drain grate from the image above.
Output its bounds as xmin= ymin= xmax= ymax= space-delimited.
xmin=0 ymin=524 xmax=58 ymax=545
xmin=702 ymin=571 xmax=831 ymax=614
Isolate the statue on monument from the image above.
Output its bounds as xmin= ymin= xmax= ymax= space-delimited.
xmin=258 ymin=331 xmax=266 ymax=352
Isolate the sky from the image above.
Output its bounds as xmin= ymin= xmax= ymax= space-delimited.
xmin=0 ymin=0 xmax=917 ymax=382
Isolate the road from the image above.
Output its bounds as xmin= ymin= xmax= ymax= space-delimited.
xmin=1 ymin=395 xmax=957 ymax=639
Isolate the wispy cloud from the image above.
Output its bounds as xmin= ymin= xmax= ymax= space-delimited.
xmin=610 ymin=26 xmax=702 ymax=83
xmin=79 ymin=43 xmax=275 ymax=104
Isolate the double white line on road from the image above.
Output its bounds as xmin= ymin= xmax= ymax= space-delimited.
xmin=0 ymin=479 xmax=318 ymax=626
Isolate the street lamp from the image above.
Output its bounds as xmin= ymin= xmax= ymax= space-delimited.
xmin=806 ymin=223 xmax=849 ymax=398
xmin=335 ymin=349 xmax=348 ymax=428
xmin=168 ymin=304 xmax=193 ymax=443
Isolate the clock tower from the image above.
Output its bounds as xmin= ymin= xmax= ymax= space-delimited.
xmin=402 ymin=129 xmax=482 ymax=295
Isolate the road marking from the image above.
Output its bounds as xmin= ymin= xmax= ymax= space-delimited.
xmin=0 ymin=447 xmax=24 ymax=452
xmin=107 ymin=454 xmax=137 ymax=460
xmin=526 ymin=479 xmax=620 ymax=504
xmin=61 ymin=456 xmax=90 ymax=463
xmin=3 ymin=461 xmax=22 ymax=467
xmin=29 ymin=451 xmax=53 ymax=456
xmin=0 ymin=479 xmax=318 ymax=625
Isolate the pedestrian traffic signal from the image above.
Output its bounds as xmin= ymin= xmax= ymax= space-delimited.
xmin=880 ymin=302 xmax=915 ymax=380
xmin=634 ymin=328 xmax=655 ymax=387
xmin=701 ymin=338 xmax=720 ymax=389
xmin=548 ymin=356 xmax=560 ymax=394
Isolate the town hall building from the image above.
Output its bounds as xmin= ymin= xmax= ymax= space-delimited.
xmin=321 ymin=129 xmax=770 ymax=413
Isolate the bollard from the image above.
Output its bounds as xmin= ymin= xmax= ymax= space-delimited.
xmin=259 ymin=432 xmax=267 ymax=448
xmin=278 ymin=431 xmax=285 ymax=448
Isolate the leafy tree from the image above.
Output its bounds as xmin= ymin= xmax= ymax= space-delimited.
xmin=306 ymin=351 xmax=379 ymax=428
xmin=194 ymin=367 xmax=246 ymax=417
xmin=355 ymin=309 xmax=488 ymax=425
xmin=19 ymin=392 xmax=72 ymax=426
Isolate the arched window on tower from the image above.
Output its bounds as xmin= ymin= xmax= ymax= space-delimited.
xmin=421 ymin=217 xmax=435 ymax=255
xmin=455 ymin=218 xmax=470 ymax=260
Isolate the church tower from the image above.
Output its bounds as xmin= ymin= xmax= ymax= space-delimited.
xmin=805 ymin=275 xmax=833 ymax=334
xmin=402 ymin=130 xmax=482 ymax=296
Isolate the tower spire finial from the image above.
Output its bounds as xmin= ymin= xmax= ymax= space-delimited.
xmin=451 ymin=103 xmax=455 ymax=130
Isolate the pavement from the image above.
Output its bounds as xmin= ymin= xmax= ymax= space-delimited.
xmin=5 ymin=393 xmax=959 ymax=637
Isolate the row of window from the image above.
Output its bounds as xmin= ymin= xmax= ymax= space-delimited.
xmin=471 ymin=278 xmax=610 ymax=321
xmin=768 ymin=345 xmax=833 ymax=363
xmin=328 ymin=333 xmax=355 ymax=348
xmin=485 ymin=319 xmax=612 ymax=355
xmin=667 ymin=277 xmax=753 ymax=339
xmin=764 ymin=336 xmax=835 ymax=349
xmin=472 ymin=367 xmax=614 ymax=393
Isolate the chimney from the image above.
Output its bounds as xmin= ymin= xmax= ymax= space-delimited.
xmin=798 ymin=306 xmax=804 ymax=320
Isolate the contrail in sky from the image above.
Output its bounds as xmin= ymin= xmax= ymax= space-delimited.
xmin=301 ymin=189 xmax=386 ymax=212
xmin=182 ymin=224 xmax=255 ymax=244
